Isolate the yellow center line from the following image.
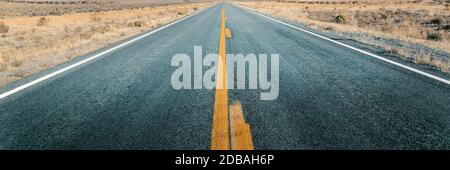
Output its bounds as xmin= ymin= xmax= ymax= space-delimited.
xmin=211 ymin=9 xmax=253 ymax=150
xmin=229 ymin=101 xmax=254 ymax=150
xmin=211 ymin=9 xmax=229 ymax=150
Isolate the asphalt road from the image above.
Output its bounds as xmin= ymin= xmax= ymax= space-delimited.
xmin=0 ymin=3 xmax=449 ymax=149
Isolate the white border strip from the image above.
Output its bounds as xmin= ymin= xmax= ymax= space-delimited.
xmin=0 ymin=4 xmax=215 ymax=100
xmin=237 ymin=4 xmax=450 ymax=86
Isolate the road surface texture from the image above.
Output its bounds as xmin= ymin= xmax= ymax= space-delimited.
xmin=0 ymin=2 xmax=449 ymax=149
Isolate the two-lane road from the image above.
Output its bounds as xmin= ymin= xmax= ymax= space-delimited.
xmin=0 ymin=3 xmax=449 ymax=149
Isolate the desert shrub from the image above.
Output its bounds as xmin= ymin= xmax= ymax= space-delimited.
xmin=385 ymin=47 xmax=399 ymax=55
xmin=380 ymin=13 xmax=388 ymax=20
xmin=177 ymin=11 xmax=185 ymax=15
xmin=441 ymin=25 xmax=450 ymax=31
xmin=414 ymin=51 xmax=432 ymax=64
xmin=80 ymin=31 xmax=93 ymax=40
xmin=193 ymin=7 xmax=198 ymax=10
xmin=426 ymin=32 xmax=442 ymax=41
xmin=36 ymin=17 xmax=49 ymax=26
xmin=49 ymin=10 xmax=62 ymax=16
xmin=324 ymin=26 xmax=334 ymax=30
xmin=10 ymin=58 xmax=23 ymax=67
xmin=335 ymin=15 xmax=346 ymax=24
xmin=430 ymin=18 xmax=442 ymax=25
xmin=385 ymin=46 xmax=409 ymax=59
xmin=128 ymin=21 xmax=146 ymax=27
xmin=0 ymin=22 xmax=9 ymax=33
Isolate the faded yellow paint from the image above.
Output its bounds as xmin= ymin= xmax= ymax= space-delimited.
xmin=229 ymin=101 xmax=254 ymax=150
xmin=210 ymin=9 xmax=254 ymax=150
xmin=225 ymin=28 xmax=232 ymax=38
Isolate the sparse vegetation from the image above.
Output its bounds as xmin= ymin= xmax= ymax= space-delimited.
xmin=385 ymin=46 xmax=410 ymax=59
xmin=0 ymin=2 xmax=213 ymax=86
xmin=36 ymin=17 xmax=49 ymax=26
xmin=10 ymin=59 xmax=22 ymax=67
xmin=0 ymin=1 xmax=213 ymax=18
xmin=237 ymin=0 xmax=450 ymax=74
xmin=442 ymin=25 xmax=450 ymax=31
xmin=79 ymin=31 xmax=94 ymax=40
xmin=433 ymin=59 xmax=449 ymax=72
xmin=334 ymin=15 xmax=346 ymax=24
xmin=0 ymin=22 xmax=8 ymax=33
xmin=324 ymin=26 xmax=334 ymax=30
xmin=430 ymin=18 xmax=442 ymax=25
xmin=414 ymin=49 xmax=450 ymax=72
xmin=128 ymin=20 xmax=146 ymax=27
xmin=414 ymin=50 xmax=432 ymax=64
xmin=426 ymin=32 xmax=442 ymax=41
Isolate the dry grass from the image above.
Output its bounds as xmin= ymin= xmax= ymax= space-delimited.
xmin=414 ymin=50 xmax=433 ymax=64
xmin=0 ymin=2 xmax=212 ymax=86
xmin=236 ymin=0 xmax=450 ymax=73
xmin=0 ymin=0 xmax=214 ymax=18
xmin=0 ymin=21 xmax=8 ymax=33
xmin=36 ymin=17 xmax=49 ymax=26
xmin=415 ymin=50 xmax=450 ymax=73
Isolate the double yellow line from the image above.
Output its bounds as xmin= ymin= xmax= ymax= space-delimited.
xmin=210 ymin=9 xmax=254 ymax=150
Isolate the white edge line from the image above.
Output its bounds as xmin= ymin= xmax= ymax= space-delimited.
xmin=0 ymin=5 xmax=215 ymax=100
xmin=236 ymin=4 xmax=450 ymax=86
